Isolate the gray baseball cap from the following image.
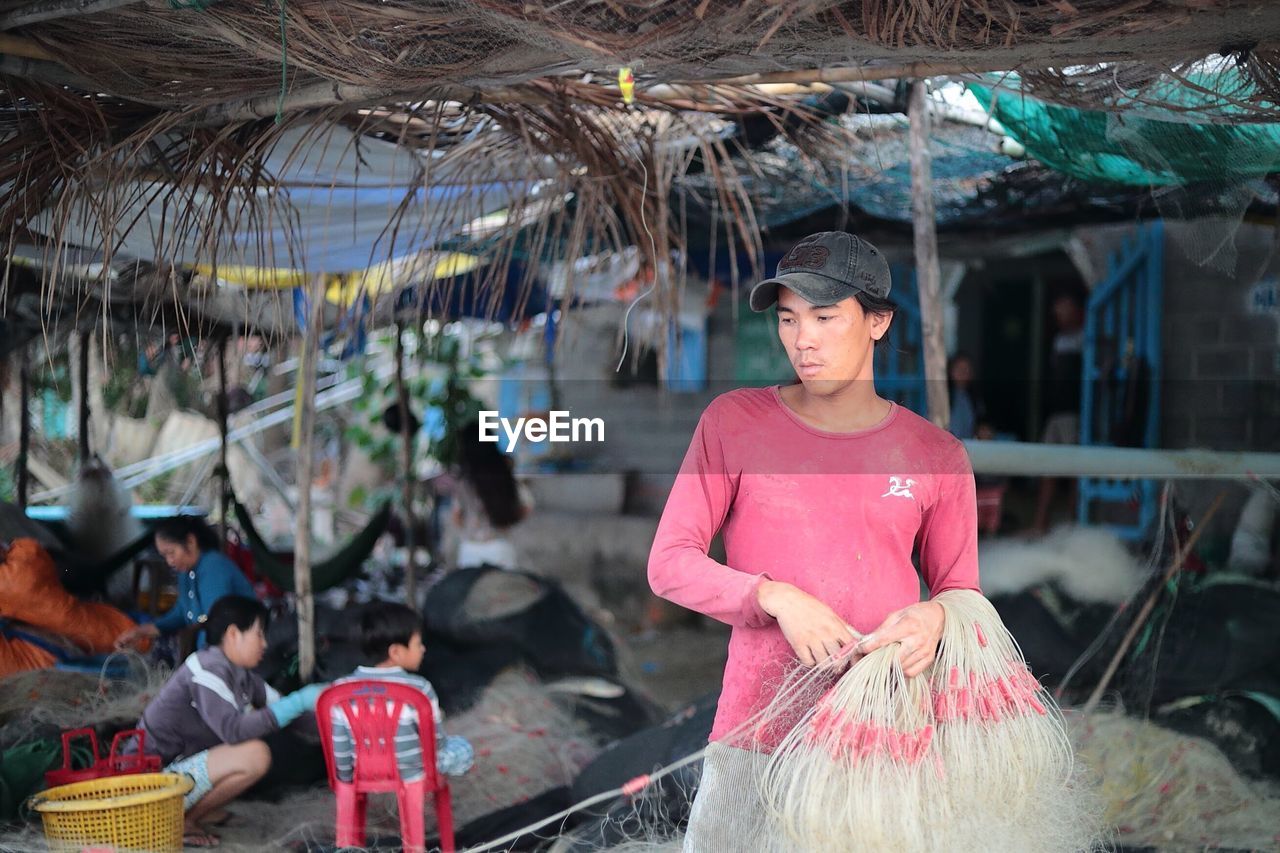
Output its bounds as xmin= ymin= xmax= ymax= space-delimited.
xmin=749 ymin=231 xmax=892 ymax=312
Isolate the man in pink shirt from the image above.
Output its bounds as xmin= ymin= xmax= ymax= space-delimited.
xmin=648 ymin=231 xmax=980 ymax=850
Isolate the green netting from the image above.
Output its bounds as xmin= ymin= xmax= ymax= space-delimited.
xmin=970 ymin=76 xmax=1280 ymax=186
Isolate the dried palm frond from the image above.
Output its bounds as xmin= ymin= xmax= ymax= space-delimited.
xmin=10 ymin=1 xmax=1280 ymax=114
xmin=0 ymin=69 xmax=854 ymax=345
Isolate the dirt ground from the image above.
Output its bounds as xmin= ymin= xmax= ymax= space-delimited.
xmin=620 ymin=623 xmax=730 ymax=712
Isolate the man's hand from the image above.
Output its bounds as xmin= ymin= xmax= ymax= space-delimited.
xmin=855 ymin=601 xmax=945 ymax=678
xmin=757 ymin=581 xmax=860 ymax=668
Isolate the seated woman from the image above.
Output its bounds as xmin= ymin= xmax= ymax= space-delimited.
xmin=450 ymin=422 xmax=531 ymax=571
xmin=136 ymin=596 xmax=323 ymax=847
xmin=116 ymin=516 xmax=256 ymax=650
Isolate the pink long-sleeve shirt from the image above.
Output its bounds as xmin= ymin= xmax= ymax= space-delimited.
xmin=648 ymin=386 xmax=980 ymax=745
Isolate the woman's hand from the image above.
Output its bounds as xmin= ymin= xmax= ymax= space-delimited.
xmin=854 ymin=601 xmax=946 ymax=677
xmin=757 ymin=581 xmax=860 ymax=668
xmin=114 ymin=622 xmax=159 ymax=650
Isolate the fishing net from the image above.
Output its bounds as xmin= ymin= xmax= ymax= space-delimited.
xmin=971 ymin=74 xmax=1280 ymax=274
xmin=972 ymin=71 xmax=1280 ymax=187
xmin=1070 ymin=711 xmax=1280 ymax=852
xmin=201 ymin=669 xmax=602 ymax=850
xmin=0 ymin=654 xmax=164 ymax=751
xmin=460 ymin=571 xmax=547 ymax=623
xmin=425 ymin=568 xmax=620 ymax=680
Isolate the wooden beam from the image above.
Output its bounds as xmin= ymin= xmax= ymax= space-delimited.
xmin=0 ymin=0 xmax=142 ymax=30
xmin=193 ymin=80 xmax=438 ymax=126
xmin=908 ymin=80 xmax=949 ymax=430
xmin=216 ymin=335 xmax=230 ymax=547
xmin=293 ymin=276 xmax=323 ymax=683
xmin=394 ymin=320 xmax=418 ymax=611
xmin=0 ymin=33 xmax=55 ymax=61
xmin=77 ymin=330 xmax=90 ymax=463
xmin=0 ymin=356 xmax=5 ymax=469
xmin=17 ymin=345 xmax=30 ymax=508
xmin=0 ymin=53 xmax=103 ymax=91
xmin=709 ymin=60 xmax=1014 ymax=87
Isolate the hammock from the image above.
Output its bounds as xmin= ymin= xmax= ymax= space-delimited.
xmin=232 ymin=500 xmax=391 ymax=593
xmin=59 ymin=532 xmax=154 ymax=597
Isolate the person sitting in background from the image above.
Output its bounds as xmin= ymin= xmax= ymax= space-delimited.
xmin=946 ymin=352 xmax=984 ymax=441
xmin=329 ymin=602 xmax=474 ymax=784
xmin=136 ymin=596 xmax=324 ymax=848
xmin=450 ymin=422 xmax=530 ymax=571
xmin=115 ymin=516 xmax=256 ymax=651
xmin=1035 ymin=294 xmax=1086 ymax=534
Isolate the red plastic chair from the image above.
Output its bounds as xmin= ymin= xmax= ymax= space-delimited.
xmin=975 ymin=483 xmax=1007 ymax=536
xmin=316 ymin=681 xmax=454 ymax=853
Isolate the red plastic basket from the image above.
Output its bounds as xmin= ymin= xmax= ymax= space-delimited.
xmin=44 ymin=728 xmax=162 ymax=788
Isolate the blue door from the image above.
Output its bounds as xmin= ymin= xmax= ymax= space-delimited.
xmin=1078 ymin=222 xmax=1164 ymax=539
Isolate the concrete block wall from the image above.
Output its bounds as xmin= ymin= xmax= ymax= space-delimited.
xmin=1161 ymin=219 xmax=1280 ymax=454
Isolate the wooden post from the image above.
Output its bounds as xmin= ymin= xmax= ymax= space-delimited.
xmin=294 ymin=277 xmax=323 ymax=682
xmin=908 ymin=79 xmax=949 ymax=430
xmin=17 ymin=345 xmax=30 ymax=508
xmin=77 ymin=331 xmax=91 ymax=462
xmin=0 ymin=355 xmax=6 ymax=458
xmin=216 ymin=336 xmax=230 ymax=546
xmin=394 ymin=320 xmax=418 ymax=610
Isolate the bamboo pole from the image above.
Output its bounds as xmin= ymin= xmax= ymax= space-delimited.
xmin=1082 ymin=491 xmax=1226 ymax=715
xmin=77 ymin=330 xmax=90 ymax=463
xmin=216 ymin=336 xmax=230 ymax=547
xmin=908 ymin=80 xmax=949 ymax=430
xmin=0 ymin=34 xmax=55 ymax=61
xmin=0 ymin=55 xmax=104 ymax=93
xmin=17 ymin=346 xmax=30 ymax=509
xmin=0 ymin=0 xmax=147 ymax=29
xmin=394 ymin=320 xmax=418 ymax=610
xmin=293 ymin=276 xmax=323 ymax=683
xmin=710 ymin=60 xmax=1012 ymax=87
xmin=0 ymin=356 xmax=6 ymax=463
xmin=962 ymin=440 xmax=1280 ymax=479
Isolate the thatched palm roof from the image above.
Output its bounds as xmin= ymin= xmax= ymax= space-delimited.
xmin=2 ymin=1 xmax=1278 ymax=113
xmin=1 ymin=1 xmax=1279 ymax=339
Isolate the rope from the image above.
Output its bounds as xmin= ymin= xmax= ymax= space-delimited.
xmin=461 ymin=757 xmax=700 ymax=853
xmin=615 ymin=152 xmax=657 ymax=374
xmin=462 ymin=652 xmax=851 ymax=852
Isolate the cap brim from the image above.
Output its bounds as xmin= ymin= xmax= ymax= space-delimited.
xmin=748 ymin=272 xmax=857 ymax=312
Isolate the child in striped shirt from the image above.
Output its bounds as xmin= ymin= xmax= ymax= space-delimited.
xmin=329 ymin=602 xmax=474 ymax=783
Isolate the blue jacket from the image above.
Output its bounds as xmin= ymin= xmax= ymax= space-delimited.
xmin=154 ymin=550 xmax=256 ymax=640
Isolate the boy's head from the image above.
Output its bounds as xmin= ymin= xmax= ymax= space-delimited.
xmin=750 ymin=232 xmax=895 ymax=393
xmin=207 ymin=595 xmax=269 ymax=668
xmin=361 ymin=602 xmax=425 ymax=671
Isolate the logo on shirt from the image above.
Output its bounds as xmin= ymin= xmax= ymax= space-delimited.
xmin=881 ymin=476 xmax=917 ymax=499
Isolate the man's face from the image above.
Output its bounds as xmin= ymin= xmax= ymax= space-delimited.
xmin=776 ymin=287 xmax=891 ymax=393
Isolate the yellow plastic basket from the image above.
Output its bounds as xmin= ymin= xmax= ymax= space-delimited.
xmin=29 ymin=772 xmax=193 ymax=853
